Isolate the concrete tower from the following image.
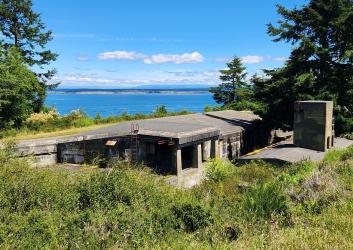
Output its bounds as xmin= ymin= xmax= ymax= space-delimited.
xmin=293 ymin=101 xmax=334 ymax=152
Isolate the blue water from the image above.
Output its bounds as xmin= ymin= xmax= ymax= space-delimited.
xmin=45 ymin=93 xmax=217 ymax=117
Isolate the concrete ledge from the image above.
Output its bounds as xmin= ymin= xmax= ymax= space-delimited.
xmin=239 ymin=137 xmax=353 ymax=164
xmin=29 ymin=154 xmax=57 ymax=167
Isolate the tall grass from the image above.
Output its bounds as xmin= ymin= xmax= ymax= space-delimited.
xmin=1 ymin=145 xmax=353 ymax=248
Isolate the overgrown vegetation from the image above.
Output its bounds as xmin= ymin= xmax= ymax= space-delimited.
xmin=0 ymin=105 xmax=190 ymax=139
xmin=209 ymin=0 xmax=353 ymax=135
xmin=1 ymin=143 xmax=353 ymax=248
xmin=0 ymin=0 xmax=58 ymax=128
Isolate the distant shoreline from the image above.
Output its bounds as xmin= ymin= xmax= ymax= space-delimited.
xmin=49 ymin=88 xmax=211 ymax=95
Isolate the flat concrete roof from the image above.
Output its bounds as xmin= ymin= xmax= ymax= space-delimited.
xmin=73 ymin=110 xmax=258 ymax=144
xmin=17 ymin=110 xmax=259 ymax=150
xmin=239 ymin=137 xmax=353 ymax=164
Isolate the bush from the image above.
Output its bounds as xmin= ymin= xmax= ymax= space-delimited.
xmin=204 ymin=105 xmax=212 ymax=112
xmin=172 ymin=202 xmax=213 ymax=232
xmin=340 ymin=147 xmax=353 ymax=161
xmin=237 ymin=160 xmax=275 ymax=185
xmin=292 ymin=166 xmax=339 ymax=214
xmin=205 ymin=158 xmax=234 ymax=183
xmin=154 ymin=105 xmax=168 ymax=116
xmin=242 ymin=181 xmax=290 ymax=220
xmin=2 ymin=143 xmax=353 ymax=248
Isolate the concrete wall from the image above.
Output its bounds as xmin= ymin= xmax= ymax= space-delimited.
xmin=294 ymin=101 xmax=333 ymax=151
xmin=18 ymin=118 xmax=274 ymax=170
xmin=57 ymin=137 xmax=130 ymax=165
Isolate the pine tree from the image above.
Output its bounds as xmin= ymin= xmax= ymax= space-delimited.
xmin=210 ymin=56 xmax=249 ymax=106
xmin=0 ymin=0 xmax=58 ymax=112
xmin=253 ymin=0 xmax=353 ymax=134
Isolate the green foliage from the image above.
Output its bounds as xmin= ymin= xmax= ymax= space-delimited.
xmin=154 ymin=105 xmax=168 ymax=116
xmin=209 ymin=56 xmax=256 ymax=111
xmin=205 ymin=158 xmax=234 ymax=182
xmin=0 ymin=0 xmax=58 ymax=112
xmin=0 ymin=46 xmax=42 ymax=128
xmin=204 ymin=105 xmax=212 ymax=112
xmin=1 ymin=143 xmax=353 ymax=248
xmin=253 ymin=0 xmax=353 ymax=134
xmin=172 ymin=202 xmax=213 ymax=232
xmin=94 ymin=112 xmax=102 ymax=120
xmin=243 ymin=181 xmax=290 ymax=221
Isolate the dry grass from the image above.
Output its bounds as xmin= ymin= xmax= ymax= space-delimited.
xmin=4 ymin=122 xmax=116 ymax=140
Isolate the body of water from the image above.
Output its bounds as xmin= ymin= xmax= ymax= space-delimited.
xmin=45 ymin=92 xmax=217 ymax=117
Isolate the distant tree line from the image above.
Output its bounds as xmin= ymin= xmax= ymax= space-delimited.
xmin=210 ymin=0 xmax=353 ymax=135
xmin=0 ymin=0 xmax=57 ymax=128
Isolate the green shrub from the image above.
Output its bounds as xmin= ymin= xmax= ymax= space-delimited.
xmin=242 ymin=181 xmax=290 ymax=220
xmin=2 ymin=142 xmax=353 ymax=248
xmin=284 ymin=160 xmax=316 ymax=185
xmin=204 ymin=105 xmax=212 ymax=112
xmin=237 ymin=160 xmax=275 ymax=185
xmin=172 ymin=202 xmax=213 ymax=232
xmin=205 ymin=158 xmax=234 ymax=182
xmin=155 ymin=105 xmax=168 ymax=116
xmin=340 ymin=147 xmax=353 ymax=161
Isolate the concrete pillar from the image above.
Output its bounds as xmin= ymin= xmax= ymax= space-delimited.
xmin=202 ymin=140 xmax=211 ymax=161
xmin=138 ymin=142 xmax=146 ymax=163
xmin=211 ymin=139 xmax=220 ymax=158
xmin=173 ymin=147 xmax=182 ymax=177
xmin=192 ymin=144 xmax=202 ymax=169
xmin=219 ymin=140 xmax=224 ymax=158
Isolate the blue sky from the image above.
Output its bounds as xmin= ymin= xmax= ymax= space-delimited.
xmin=33 ymin=0 xmax=306 ymax=89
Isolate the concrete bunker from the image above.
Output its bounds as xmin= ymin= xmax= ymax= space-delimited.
xmin=17 ymin=111 xmax=274 ymax=181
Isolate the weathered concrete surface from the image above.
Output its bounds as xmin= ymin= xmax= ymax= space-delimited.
xmin=294 ymin=101 xmax=333 ymax=151
xmin=15 ymin=110 xmax=266 ymax=169
xmin=166 ymin=167 xmax=205 ymax=188
xmin=240 ymin=137 xmax=353 ymax=164
xmin=202 ymin=140 xmax=211 ymax=161
xmin=17 ymin=110 xmax=260 ymax=156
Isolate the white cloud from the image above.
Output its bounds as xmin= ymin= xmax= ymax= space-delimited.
xmin=148 ymin=52 xmax=204 ymax=64
xmin=97 ymin=51 xmax=145 ymax=60
xmin=97 ymin=50 xmax=204 ymax=64
xmin=241 ymin=55 xmax=264 ymax=64
xmin=57 ymin=68 xmax=219 ymax=88
xmin=165 ymin=70 xmax=219 ymax=78
xmin=271 ymin=56 xmax=287 ymax=62
xmin=77 ymin=55 xmax=90 ymax=61
xmin=216 ymin=55 xmax=287 ymax=64
xmin=64 ymin=76 xmax=116 ymax=84
xmin=53 ymin=33 xmax=95 ymax=39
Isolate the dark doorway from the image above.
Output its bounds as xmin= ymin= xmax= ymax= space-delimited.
xmin=181 ymin=145 xmax=194 ymax=169
xmin=155 ymin=143 xmax=173 ymax=174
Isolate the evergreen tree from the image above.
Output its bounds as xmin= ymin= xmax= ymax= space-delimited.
xmin=0 ymin=0 xmax=58 ymax=112
xmin=0 ymin=45 xmax=42 ymax=128
xmin=253 ymin=0 xmax=353 ymax=134
xmin=210 ymin=56 xmax=249 ymax=105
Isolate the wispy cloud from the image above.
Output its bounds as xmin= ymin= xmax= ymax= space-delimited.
xmin=53 ymin=33 xmax=95 ymax=39
xmin=215 ymin=55 xmax=287 ymax=64
xmin=97 ymin=51 xmax=204 ymax=64
xmin=77 ymin=55 xmax=90 ymax=61
xmin=97 ymin=51 xmax=145 ymax=61
xmin=144 ymin=52 xmax=204 ymax=64
xmin=165 ymin=70 xmax=219 ymax=78
xmin=241 ymin=55 xmax=264 ymax=64
xmin=57 ymin=68 xmax=219 ymax=87
xmin=271 ymin=56 xmax=287 ymax=62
